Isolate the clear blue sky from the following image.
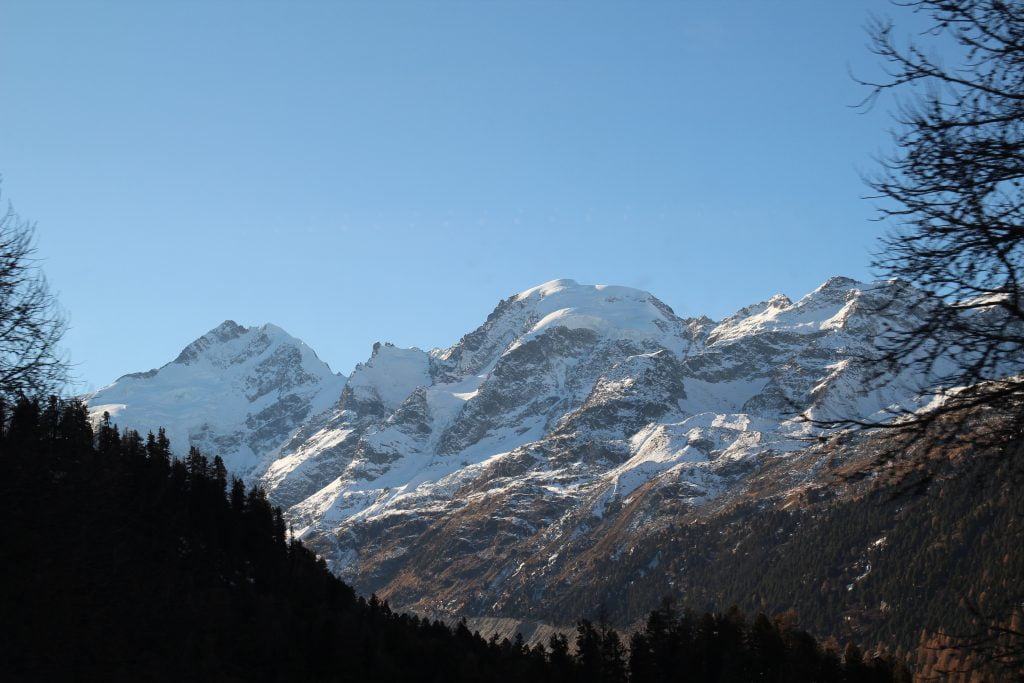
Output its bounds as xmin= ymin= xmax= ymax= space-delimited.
xmin=0 ymin=1 xmax=938 ymax=392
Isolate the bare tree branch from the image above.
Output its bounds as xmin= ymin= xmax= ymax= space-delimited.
xmin=0 ymin=185 xmax=69 ymax=402
xmin=822 ymin=1 xmax=1024 ymax=452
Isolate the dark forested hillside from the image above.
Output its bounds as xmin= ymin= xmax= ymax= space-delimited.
xmin=0 ymin=397 xmax=906 ymax=682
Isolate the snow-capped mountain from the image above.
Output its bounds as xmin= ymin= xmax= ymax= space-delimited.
xmin=89 ymin=277 xmax=936 ymax=622
xmin=89 ymin=320 xmax=346 ymax=477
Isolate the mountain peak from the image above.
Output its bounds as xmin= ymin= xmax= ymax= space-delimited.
xmin=170 ymin=320 xmax=316 ymax=368
xmin=173 ymin=320 xmax=252 ymax=365
xmin=813 ymin=275 xmax=862 ymax=295
xmin=499 ymin=280 xmax=687 ymax=352
xmin=512 ymin=278 xmax=664 ymax=305
xmin=513 ymin=278 xmax=581 ymax=301
xmin=89 ymin=320 xmax=346 ymax=475
xmin=214 ymin=319 xmax=248 ymax=336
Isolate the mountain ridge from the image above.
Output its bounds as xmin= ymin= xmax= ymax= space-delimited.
xmin=89 ymin=319 xmax=346 ymax=476
xmin=88 ymin=275 xmax=938 ymax=623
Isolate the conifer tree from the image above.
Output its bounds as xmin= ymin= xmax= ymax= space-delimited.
xmin=211 ymin=455 xmax=227 ymax=493
xmin=185 ymin=446 xmax=208 ymax=480
xmin=230 ymin=477 xmax=246 ymax=514
xmin=96 ymin=412 xmax=120 ymax=458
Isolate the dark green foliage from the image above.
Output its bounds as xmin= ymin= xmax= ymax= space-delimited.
xmin=0 ymin=397 xmax=907 ymax=682
xmin=621 ymin=601 xmax=905 ymax=683
xmin=575 ymin=618 xmax=628 ymax=683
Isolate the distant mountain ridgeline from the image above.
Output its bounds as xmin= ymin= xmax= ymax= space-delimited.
xmin=0 ymin=396 xmax=907 ymax=682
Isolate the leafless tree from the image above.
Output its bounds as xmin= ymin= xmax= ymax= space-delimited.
xmin=823 ymin=1 xmax=1024 ymax=446
xmin=0 ymin=189 xmax=69 ymax=401
xmin=819 ymin=4 xmax=1024 ymax=675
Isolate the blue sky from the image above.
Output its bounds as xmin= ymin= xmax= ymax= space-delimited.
xmin=1 ymin=1 xmax=937 ymax=391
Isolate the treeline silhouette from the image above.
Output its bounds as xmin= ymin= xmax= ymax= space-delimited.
xmin=0 ymin=397 xmax=906 ymax=681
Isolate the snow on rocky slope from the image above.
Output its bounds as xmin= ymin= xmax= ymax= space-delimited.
xmin=89 ymin=277 xmax=937 ymax=620
xmin=88 ymin=320 xmax=346 ymax=477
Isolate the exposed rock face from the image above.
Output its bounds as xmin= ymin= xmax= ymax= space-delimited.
xmin=89 ymin=277 xmax=950 ymax=624
xmin=88 ymin=321 xmax=346 ymax=477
